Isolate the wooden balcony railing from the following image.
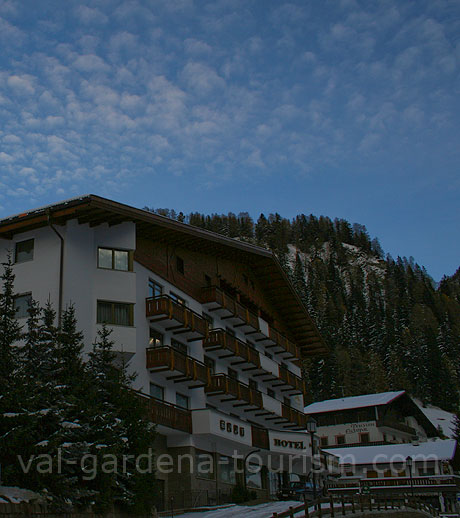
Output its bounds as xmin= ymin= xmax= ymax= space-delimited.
xmin=146 ymin=296 xmax=208 ymax=339
xmin=278 ymin=365 xmax=307 ymax=396
xmin=376 ymin=418 xmax=417 ymax=436
xmin=282 ymin=404 xmax=307 ymax=429
xmin=205 ymin=374 xmax=263 ymax=408
xmin=268 ymin=327 xmax=299 ymax=359
xmin=204 ymin=329 xmax=261 ymax=368
xmin=146 ymin=346 xmax=210 ymax=386
xmin=252 ymin=426 xmax=269 ymax=450
xmin=141 ymin=394 xmax=192 ymax=433
xmin=201 ymin=286 xmax=260 ymax=330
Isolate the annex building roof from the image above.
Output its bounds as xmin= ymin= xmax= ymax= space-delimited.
xmin=305 ymin=391 xmax=406 ymax=415
xmin=323 ymin=439 xmax=457 ymax=465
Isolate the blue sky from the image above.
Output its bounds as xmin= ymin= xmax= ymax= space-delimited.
xmin=0 ymin=0 xmax=459 ymax=280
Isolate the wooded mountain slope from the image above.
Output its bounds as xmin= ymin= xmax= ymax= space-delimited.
xmin=146 ymin=207 xmax=460 ymax=412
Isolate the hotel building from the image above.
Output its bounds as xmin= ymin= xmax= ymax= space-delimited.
xmin=0 ymin=195 xmax=328 ymax=509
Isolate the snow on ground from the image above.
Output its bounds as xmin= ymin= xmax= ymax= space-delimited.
xmin=177 ymin=500 xmax=300 ymax=518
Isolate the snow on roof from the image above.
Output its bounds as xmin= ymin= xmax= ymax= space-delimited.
xmin=414 ymin=400 xmax=457 ymax=439
xmin=323 ymin=439 xmax=457 ymax=465
xmin=0 ymin=486 xmax=42 ymax=504
xmin=305 ymin=391 xmax=406 ymax=414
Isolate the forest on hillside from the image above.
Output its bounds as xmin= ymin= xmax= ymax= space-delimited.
xmin=145 ymin=207 xmax=460 ymax=413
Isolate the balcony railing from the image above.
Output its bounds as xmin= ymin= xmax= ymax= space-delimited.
xmin=376 ymin=418 xmax=417 ymax=436
xmin=278 ymin=365 xmax=307 ymax=396
xmin=138 ymin=393 xmax=192 ymax=433
xmin=205 ymin=374 xmax=263 ymax=408
xmin=204 ymin=329 xmax=261 ymax=369
xmin=146 ymin=295 xmax=208 ymax=340
xmin=252 ymin=426 xmax=269 ymax=450
xmin=201 ymin=286 xmax=260 ymax=331
xmin=268 ymin=327 xmax=299 ymax=359
xmin=146 ymin=346 xmax=210 ymax=386
xmin=282 ymin=404 xmax=307 ymax=429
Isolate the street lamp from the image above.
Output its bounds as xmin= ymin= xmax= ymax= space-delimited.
xmin=406 ymin=455 xmax=414 ymax=497
xmin=307 ymin=417 xmax=318 ymax=499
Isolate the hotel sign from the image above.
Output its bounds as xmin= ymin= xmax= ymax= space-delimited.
xmin=269 ymin=430 xmax=309 ymax=454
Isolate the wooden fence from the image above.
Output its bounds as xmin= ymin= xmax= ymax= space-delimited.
xmin=270 ymin=494 xmax=441 ymax=518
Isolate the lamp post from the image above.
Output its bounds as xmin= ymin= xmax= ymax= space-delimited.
xmin=406 ymin=455 xmax=414 ymax=497
xmin=307 ymin=417 xmax=318 ymax=499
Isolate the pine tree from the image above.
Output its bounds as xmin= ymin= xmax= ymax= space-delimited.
xmin=0 ymin=253 xmax=22 ymax=485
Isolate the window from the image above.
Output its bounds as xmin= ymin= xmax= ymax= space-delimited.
xmin=267 ymin=388 xmax=275 ymax=398
xmin=335 ymin=435 xmax=346 ymax=445
xmin=98 ymin=248 xmax=132 ymax=271
xmin=366 ymin=470 xmax=378 ymax=478
xmin=176 ymin=256 xmax=184 ymax=274
xmin=14 ymin=293 xmax=32 ymax=318
xmin=246 ymin=463 xmax=263 ymax=489
xmin=203 ymin=313 xmax=214 ymax=328
xmin=195 ymin=451 xmax=214 ymax=479
xmin=97 ymin=301 xmax=134 ymax=326
xmin=15 ymin=239 xmax=34 ymax=263
xmin=284 ymin=396 xmax=291 ymax=407
xmin=150 ymin=383 xmax=164 ymax=400
xmin=170 ymin=292 xmax=186 ymax=306
xmin=360 ymin=432 xmax=370 ymax=444
xmin=320 ymin=436 xmax=329 ymax=447
xmin=176 ymin=393 xmax=189 ymax=409
xmin=171 ymin=338 xmax=188 ymax=356
xmin=249 ymin=379 xmax=258 ymax=391
xmin=204 ymin=356 xmax=215 ymax=374
xmin=148 ymin=279 xmax=163 ymax=298
xmin=149 ymin=328 xmax=163 ymax=347
xmin=219 ymin=456 xmax=236 ymax=484
xmin=228 ymin=367 xmax=238 ymax=380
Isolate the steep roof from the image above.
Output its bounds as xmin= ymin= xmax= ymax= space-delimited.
xmin=324 ymin=439 xmax=457 ymax=465
xmin=0 ymin=194 xmax=327 ymax=356
xmin=305 ymin=391 xmax=406 ymax=414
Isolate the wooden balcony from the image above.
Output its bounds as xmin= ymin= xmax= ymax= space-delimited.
xmin=145 ymin=395 xmax=192 ymax=433
xmin=201 ymin=286 xmax=260 ymax=333
xmin=146 ymin=295 xmax=208 ymax=341
xmin=264 ymin=327 xmax=299 ymax=359
xmin=146 ymin=346 xmax=210 ymax=388
xmin=203 ymin=329 xmax=261 ymax=371
xmin=281 ymin=404 xmax=307 ymax=429
xmin=376 ymin=418 xmax=417 ymax=436
xmin=277 ymin=365 xmax=307 ymax=397
xmin=205 ymin=373 xmax=263 ymax=409
xmin=252 ymin=426 xmax=269 ymax=450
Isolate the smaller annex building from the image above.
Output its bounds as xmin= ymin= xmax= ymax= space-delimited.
xmin=304 ymin=391 xmax=438 ymax=449
xmin=323 ymin=439 xmax=460 ymax=513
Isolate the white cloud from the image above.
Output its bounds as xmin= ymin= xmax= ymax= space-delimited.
xmin=0 ymin=152 xmax=14 ymax=163
xmin=181 ymin=62 xmax=226 ymax=94
xmin=184 ymin=38 xmax=213 ymax=55
xmin=73 ymin=54 xmax=110 ymax=73
xmin=7 ymin=74 xmax=35 ymax=94
xmin=75 ymin=6 xmax=108 ymax=25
